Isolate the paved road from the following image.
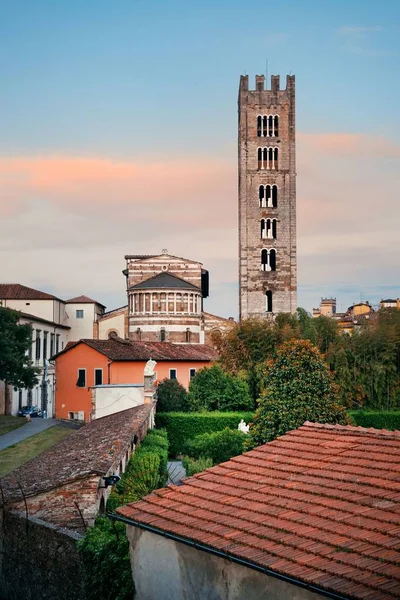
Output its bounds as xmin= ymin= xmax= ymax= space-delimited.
xmin=167 ymin=460 xmax=186 ymax=485
xmin=0 ymin=418 xmax=59 ymax=451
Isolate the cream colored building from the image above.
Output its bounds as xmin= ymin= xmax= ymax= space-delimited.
xmin=0 ymin=284 xmax=105 ymax=416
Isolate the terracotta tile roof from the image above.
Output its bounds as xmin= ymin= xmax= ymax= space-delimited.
xmin=129 ymin=272 xmax=201 ymax=292
xmin=118 ymin=423 xmax=400 ymax=600
xmin=55 ymin=337 xmax=218 ymax=362
xmin=0 ymin=283 xmax=61 ymax=301
xmin=1 ymin=404 xmax=153 ymax=504
xmin=66 ymin=294 xmax=106 ymax=307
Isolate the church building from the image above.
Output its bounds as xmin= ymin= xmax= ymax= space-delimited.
xmin=96 ymin=250 xmax=234 ymax=344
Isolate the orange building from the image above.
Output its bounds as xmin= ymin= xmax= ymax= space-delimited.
xmin=54 ymin=337 xmax=217 ymax=422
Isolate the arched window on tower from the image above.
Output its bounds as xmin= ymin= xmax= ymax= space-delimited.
xmin=270 ymin=249 xmax=276 ymax=271
xmin=272 ymin=185 xmax=278 ymax=207
xmin=261 ymin=249 xmax=277 ymax=272
xmin=258 ymin=148 xmax=278 ymax=170
xmin=160 ymin=328 xmax=166 ymax=342
xmin=259 ymin=185 xmax=265 ymax=208
xmin=261 ymin=219 xmax=277 ymax=239
xmin=266 ymin=291 xmax=273 ymax=313
xmin=261 ymin=249 xmax=268 ymax=271
xmin=257 ymin=115 xmax=279 ymax=137
xmin=268 ymin=115 xmax=274 ymax=137
xmin=136 ymin=328 xmax=142 ymax=341
xmin=274 ymin=116 xmax=279 ymax=137
xmin=185 ymin=328 xmax=191 ymax=343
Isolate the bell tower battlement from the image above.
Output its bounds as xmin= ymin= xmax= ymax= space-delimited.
xmin=238 ymin=74 xmax=297 ymax=319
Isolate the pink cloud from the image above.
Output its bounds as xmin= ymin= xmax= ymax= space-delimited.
xmin=298 ymin=132 xmax=400 ymax=157
xmin=0 ymin=156 xmax=236 ymax=223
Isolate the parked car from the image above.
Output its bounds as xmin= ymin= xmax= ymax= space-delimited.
xmin=18 ymin=406 xmax=42 ymax=418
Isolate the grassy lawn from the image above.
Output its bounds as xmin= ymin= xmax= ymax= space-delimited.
xmin=0 ymin=426 xmax=75 ymax=477
xmin=0 ymin=415 xmax=26 ymax=436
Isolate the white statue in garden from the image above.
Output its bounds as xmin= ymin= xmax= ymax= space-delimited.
xmin=238 ymin=419 xmax=249 ymax=434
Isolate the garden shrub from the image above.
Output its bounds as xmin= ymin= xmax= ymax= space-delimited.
xmin=188 ymin=365 xmax=254 ymax=412
xmin=349 ymin=410 xmax=400 ymax=430
xmin=185 ymin=427 xmax=247 ymax=464
xmin=182 ymin=455 xmax=213 ymax=476
xmin=156 ymin=411 xmax=254 ymax=456
xmin=140 ymin=429 xmax=168 ymax=481
xmin=156 ymin=378 xmax=189 ymax=412
xmin=77 ymin=517 xmax=134 ymax=600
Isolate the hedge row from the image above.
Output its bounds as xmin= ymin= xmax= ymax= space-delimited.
xmin=107 ymin=428 xmax=168 ymax=512
xmin=349 ymin=410 xmax=400 ymax=431
xmin=156 ymin=411 xmax=254 ymax=456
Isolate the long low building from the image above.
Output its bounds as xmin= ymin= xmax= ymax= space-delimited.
xmin=53 ymin=336 xmax=217 ymax=422
xmin=1 ymin=404 xmax=153 ymax=531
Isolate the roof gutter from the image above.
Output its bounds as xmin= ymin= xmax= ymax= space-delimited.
xmin=110 ymin=513 xmax=349 ymax=600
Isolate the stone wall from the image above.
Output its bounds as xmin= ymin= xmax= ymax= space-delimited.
xmin=0 ymin=511 xmax=85 ymax=600
xmin=127 ymin=527 xmax=323 ymax=600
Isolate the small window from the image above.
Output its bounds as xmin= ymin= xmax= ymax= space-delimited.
xmin=76 ymin=369 xmax=86 ymax=387
xmin=169 ymin=369 xmax=177 ymax=380
xmin=136 ymin=327 xmax=142 ymax=341
xmin=76 ymin=310 xmax=84 ymax=318
xmin=185 ymin=328 xmax=191 ymax=343
xmin=266 ymin=291 xmax=273 ymax=313
xmin=160 ymin=328 xmax=166 ymax=342
xmin=189 ymin=368 xmax=196 ymax=380
xmin=94 ymin=369 xmax=103 ymax=386
xmin=56 ymin=334 xmax=60 ymax=354
xmin=68 ymin=411 xmax=74 ymax=420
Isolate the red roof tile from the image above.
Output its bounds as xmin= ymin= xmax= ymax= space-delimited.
xmin=66 ymin=294 xmax=106 ymax=307
xmin=118 ymin=422 xmax=400 ymax=600
xmin=0 ymin=283 xmax=61 ymax=301
xmin=55 ymin=337 xmax=218 ymax=362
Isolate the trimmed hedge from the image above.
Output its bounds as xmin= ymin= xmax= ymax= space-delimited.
xmin=182 ymin=455 xmax=213 ymax=476
xmin=156 ymin=411 xmax=254 ymax=456
xmin=349 ymin=411 xmax=400 ymax=431
xmin=185 ymin=427 xmax=247 ymax=464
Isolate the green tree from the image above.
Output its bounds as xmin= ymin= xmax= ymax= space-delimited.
xmin=248 ymin=339 xmax=349 ymax=448
xmin=188 ymin=365 xmax=254 ymax=412
xmin=156 ymin=378 xmax=189 ymax=412
xmin=212 ymin=318 xmax=282 ymax=399
xmin=0 ymin=307 xmax=39 ymax=389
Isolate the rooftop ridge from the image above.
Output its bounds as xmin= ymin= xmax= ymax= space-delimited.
xmin=302 ymin=421 xmax=400 ymax=439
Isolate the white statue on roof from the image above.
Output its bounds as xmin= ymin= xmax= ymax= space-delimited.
xmin=238 ymin=419 xmax=250 ymax=434
xmin=144 ymin=359 xmax=157 ymax=377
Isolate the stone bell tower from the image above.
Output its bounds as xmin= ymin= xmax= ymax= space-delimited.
xmin=238 ymin=74 xmax=297 ymax=319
